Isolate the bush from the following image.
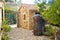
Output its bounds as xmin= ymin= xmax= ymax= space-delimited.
xmin=1 ymin=19 xmax=11 ymax=40
xmin=37 ymin=0 xmax=60 ymax=26
xmin=4 ymin=33 xmax=9 ymax=40
xmin=44 ymin=24 xmax=59 ymax=40
xmin=5 ymin=13 xmax=16 ymax=24
xmin=1 ymin=19 xmax=11 ymax=32
xmin=44 ymin=25 xmax=59 ymax=36
xmin=2 ymin=24 xmax=11 ymax=32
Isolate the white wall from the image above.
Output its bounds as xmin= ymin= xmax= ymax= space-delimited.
xmin=0 ymin=9 xmax=2 ymax=28
xmin=0 ymin=2 xmax=4 ymax=28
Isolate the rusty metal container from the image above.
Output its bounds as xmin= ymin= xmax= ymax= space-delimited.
xmin=33 ymin=12 xmax=45 ymax=36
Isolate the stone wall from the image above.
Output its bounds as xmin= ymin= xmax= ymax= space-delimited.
xmin=29 ymin=11 xmax=35 ymax=30
xmin=18 ymin=5 xmax=37 ymax=30
xmin=19 ymin=6 xmax=29 ymax=29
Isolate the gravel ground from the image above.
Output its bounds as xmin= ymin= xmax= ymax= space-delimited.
xmin=8 ymin=27 xmax=51 ymax=40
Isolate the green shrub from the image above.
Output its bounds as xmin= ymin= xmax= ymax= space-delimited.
xmin=44 ymin=25 xmax=59 ymax=36
xmin=5 ymin=13 xmax=16 ymax=24
xmin=4 ymin=33 xmax=9 ymax=40
xmin=2 ymin=24 xmax=11 ymax=32
xmin=44 ymin=32 xmax=51 ymax=36
xmin=44 ymin=25 xmax=59 ymax=40
xmin=1 ymin=19 xmax=11 ymax=32
xmin=37 ymin=0 xmax=60 ymax=26
xmin=1 ymin=19 xmax=11 ymax=40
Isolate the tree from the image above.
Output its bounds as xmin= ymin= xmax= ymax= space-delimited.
xmin=37 ymin=0 xmax=60 ymax=26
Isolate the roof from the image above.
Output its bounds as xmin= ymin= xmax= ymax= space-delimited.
xmin=20 ymin=4 xmax=37 ymax=11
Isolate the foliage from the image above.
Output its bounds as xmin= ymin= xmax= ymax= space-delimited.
xmin=45 ymin=25 xmax=59 ymax=36
xmin=1 ymin=19 xmax=11 ymax=32
xmin=37 ymin=0 xmax=60 ymax=26
xmin=1 ymin=19 xmax=11 ymax=40
xmin=2 ymin=24 xmax=11 ymax=32
xmin=4 ymin=33 xmax=9 ymax=40
xmin=5 ymin=6 xmax=16 ymax=13
xmin=37 ymin=2 xmax=46 ymax=12
xmin=5 ymin=13 xmax=16 ymax=24
xmin=5 ymin=6 xmax=17 ymax=24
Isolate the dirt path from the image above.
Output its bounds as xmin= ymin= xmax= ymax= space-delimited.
xmin=8 ymin=27 xmax=51 ymax=40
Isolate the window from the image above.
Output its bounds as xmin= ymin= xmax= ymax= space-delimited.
xmin=24 ymin=14 xmax=26 ymax=20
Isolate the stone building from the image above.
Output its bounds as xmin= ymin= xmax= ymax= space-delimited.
xmin=18 ymin=4 xmax=38 ymax=30
xmin=0 ymin=2 xmax=4 ymax=27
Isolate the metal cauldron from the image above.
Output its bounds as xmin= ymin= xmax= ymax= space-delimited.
xmin=33 ymin=12 xmax=45 ymax=36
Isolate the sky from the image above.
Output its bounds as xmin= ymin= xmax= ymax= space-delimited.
xmin=21 ymin=0 xmax=49 ymax=4
xmin=21 ymin=0 xmax=35 ymax=4
xmin=17 ymin=0 xmax=50 ymax=4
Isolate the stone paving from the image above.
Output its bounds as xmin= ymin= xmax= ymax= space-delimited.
xmin=8 ymin=27 xmax=51 ymax=40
